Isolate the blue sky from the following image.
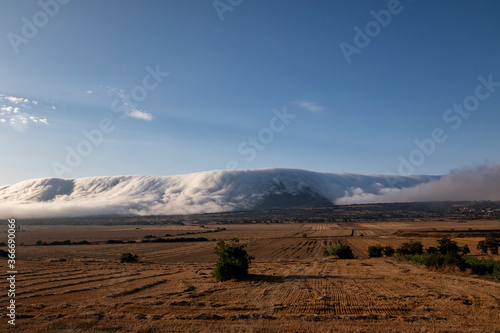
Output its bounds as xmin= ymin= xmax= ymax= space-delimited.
xmin=0 ymin=0 xmax=499 ymax=185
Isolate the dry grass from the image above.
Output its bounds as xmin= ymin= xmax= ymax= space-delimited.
xmin=1 ymin=219 xmax=500 ymax=332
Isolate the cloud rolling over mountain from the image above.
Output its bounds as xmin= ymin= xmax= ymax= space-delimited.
xmin=0 ymin=165 xmax=498 ymax=218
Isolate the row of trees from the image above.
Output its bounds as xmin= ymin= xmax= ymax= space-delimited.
xmin=391 ymin=235 xmax=500 ymax=279
xmin=368 ymin=233 xmax=499 ymax=258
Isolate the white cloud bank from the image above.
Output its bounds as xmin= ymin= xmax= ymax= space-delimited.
xmin=336 ymin=163 xmax=500 ymax=204
xmin=0 ymin=168 xmax=436 ymax=218
xmin=0 ymin=165 xmax=498 ymax=219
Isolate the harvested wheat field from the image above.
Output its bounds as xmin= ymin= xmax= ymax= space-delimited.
xmin=2 ymin=218 xmax=500 ymax=332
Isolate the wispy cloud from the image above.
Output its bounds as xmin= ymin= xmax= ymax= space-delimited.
xmin=129 ymin=108 xmax=154 ymax=121
xmin=0 ymin=93 xmax=50 ymax=131
xmin=2 ymin=96 xmax=27 ymax=104
xmin=294 ymin=100 xmax=324 ymax=112
xmin=89 ymin=86 xmax=155 ymax=121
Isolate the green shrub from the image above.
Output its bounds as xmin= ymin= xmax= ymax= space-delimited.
xmin=119 ymin=252 xmax=139 ymax=263
xmin=421 ymin=253 xmax=443 ymax=268
xmin=398 ymin=237 xmax=500 ymax=279
xmin=399 ymin=252 xmax=467 ymax=272
xmin=211 ymin=239 xmax=253 ymax=282
xmin=368 ymin=245 xmax=383 ymax=258
xmin=464 ymin=257 xmax=500 ymax=280
xmin=443 ymin=252 xmax=466 ymax=271
xmin=323 ymin=244 xmax=353 ymax=259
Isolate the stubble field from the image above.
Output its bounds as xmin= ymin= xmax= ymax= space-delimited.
xmin=2 ymin=218 xmax=500 ymax=332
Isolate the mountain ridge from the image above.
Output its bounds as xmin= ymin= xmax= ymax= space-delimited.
xmin=0 ymin=168 xmax=439 ymax=218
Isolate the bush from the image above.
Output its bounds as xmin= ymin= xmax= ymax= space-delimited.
xmin=211 ymin=239 xmax=253 ymax=282
xmin=464 ymin=256 xmax=500 ymax=280
xmin=443 ymin=252 xmax=466 ymax=271
xmin=142 ymin=237 xmax=209 ymax=243
xmin=324 ymin=244 xmax=353 ymax=259
xmin=119 ymin=252 xmax=139 ymax=263
xmin=418 ymin=252 xmax=465 ymax=270
xmin=0 ymin=249 xmax=9 ymax=258
xmin=106 ymin=239 xmax=124 ymax=244
xmin=421 ymin=253 xmax=443 ymax=268
xmin=48 ymin=240 xmax=72 ymax=246
xmin=35 ymin=239 xmax=90 ymax=246
xmin=396 ymin=241 xmax=424 ymax=255
xmin=382 ymin=246 xmax=395 ymax=257
xmin=73 ymin=240 xmax=91 ymax=245
xmin=368 ymin=245 xmax=383 ymax=258
xmin=397 ymin=237 xmax=500 ymax=279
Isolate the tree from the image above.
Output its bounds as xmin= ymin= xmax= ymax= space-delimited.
xmin=396 ymin=241 xmax=424 ymax=255
xmin=119 ymin=252 xmax=139 ymax=263
xmin=461 ymin=244 xmax=470 ymax=256
xmin=477 ymin=240 xmax=488 ymax=254
xmin=426 ymin=246 xmax=438 ymax=254
xmin=212 ymin=238 xmax=253 ymax=282
xmin=476 ymin=233 xmax=500 ymax=255
xmin=485 ymin=233 xmax=500 ymax=255
xmin=368 ymin=245 xmax=383 ymax=258
xmin=437 ymin=235 xmax=460 ymax=255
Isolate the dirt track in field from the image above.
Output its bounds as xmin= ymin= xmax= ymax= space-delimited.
xmin=1 ymin=220 xmax=500 ymax=332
